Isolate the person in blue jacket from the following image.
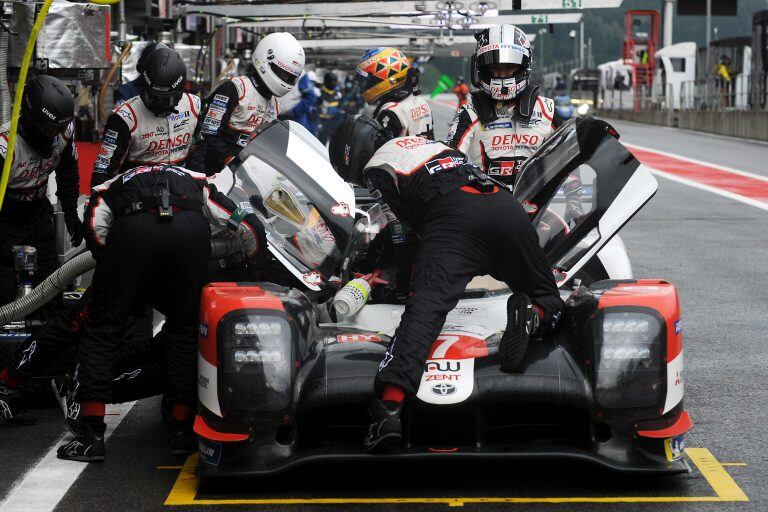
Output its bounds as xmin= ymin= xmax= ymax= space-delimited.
xmin=114 ymin=42 xmax=168 ymax=106
xmin=279 ymin=72 xmax=318 ymax=136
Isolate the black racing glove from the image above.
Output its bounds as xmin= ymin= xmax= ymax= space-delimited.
xmin=64 ymin=212 xmax=84 ymax=247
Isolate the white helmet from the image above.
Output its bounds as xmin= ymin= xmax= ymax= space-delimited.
xmin=471 ymin=24 xmax=532 ymax=101
xmin=252 ymin=32 xmax=305 ymax=97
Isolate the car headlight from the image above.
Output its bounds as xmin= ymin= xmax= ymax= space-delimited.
xmin=593 ymin=310 xmax=665 ymax=410
xmin=221 ymin=314 xmax=294 ymax=412
xmin=577 ymin=103 xmax=590 ymax=116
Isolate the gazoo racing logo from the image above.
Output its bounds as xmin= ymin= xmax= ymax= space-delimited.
xmin=490 ymin=133 xmax=540 ymax=151
xmin=425 ymin=155 xmax=464 ymax=175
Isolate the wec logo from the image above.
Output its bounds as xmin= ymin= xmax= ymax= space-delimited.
xmin=331 ymin=202 xmax=350 ymax=217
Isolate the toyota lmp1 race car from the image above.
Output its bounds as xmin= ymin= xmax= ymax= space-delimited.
xmin=192 ymin=118 xmax=691 ymax=478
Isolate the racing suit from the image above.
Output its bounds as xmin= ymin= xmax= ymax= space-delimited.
xmin=446 ymin=88 xmax=561 ymax=188
xmin=375 ymin=93 xmax=434 ymax=140
xmin=72 ymin=165 xmax=265 ymax=408
xmin=0 ymin=122 xmax=80 ymax=307
xmin=364 ymin=137 xmax=563 ymax=395
xmin=91 ymin=93 xmax=200 ymax=187
xmin=3 ymin=164 xmax=266 ymax=406
xmin=193 ymin=75 xmax=279 ymax=174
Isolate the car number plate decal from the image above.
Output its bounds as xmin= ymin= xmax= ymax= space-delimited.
xmin=416 ymin=358 xmax=474 ymax=405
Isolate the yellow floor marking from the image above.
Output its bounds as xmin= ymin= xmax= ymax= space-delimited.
xmin=164 ymin=448 xmax=749 ymax=507
xmin=157 ymin=466 xmax=184 ymax=470
xmin=685 ymin=448 xmax=749 ymax=501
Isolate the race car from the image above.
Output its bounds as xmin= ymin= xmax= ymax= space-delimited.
xmin=193 ymin=119 xmax=691 ymax=477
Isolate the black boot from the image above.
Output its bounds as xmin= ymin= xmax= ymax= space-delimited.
xmin=0 ymin=379 xmax=35 ymax=426
xmin=499 ymin=293 xmax=538 ymax=373
xmin=363 ymin=399 xmax=402 ymax=454
xmin=51 ymin=375 xmax=82 ymax=437
xmin=168 ymin=413 xmax=196 ymax=456
xmin=57 ymin=417 xmax=105 ymax=462
xmin=170 ymin=429 xmax=197 ymax=456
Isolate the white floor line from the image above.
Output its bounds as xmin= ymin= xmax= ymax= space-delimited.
xmin=625 ymin=142 xmax=768 ymax=183
xmin=648 ymin=168 xmax=768 ymax=213
xmin=0 ymin=401 xmax=136 ymax=512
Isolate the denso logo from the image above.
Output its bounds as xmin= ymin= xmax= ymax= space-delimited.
xmin=395 ymin=136 xmax=428 ymax=149
xmin=410 ymin=104 xmax=429 ymax=119
xmin=491 ymin=134 xmax=540 ymax=146
xmin=147 ymin=133 xmax=191 ymax=151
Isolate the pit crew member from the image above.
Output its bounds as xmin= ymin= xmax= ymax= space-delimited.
xmin=446 ymin=25 xmax=562 ymax=188
xmin=192 ymin=33 xmax=305 ymax=174
xmin=453 ymin=76 xmax=469 ymax=107
xmin=92 ymin=47 xmax=199 ymax=187
xmin=356 ymin=47 xmax=434 ymax=140
xmin=329 ymin=116 xmax=563 ymax=453
xmin=50 ymin=164 xmax=266 ymax=461
xmin=0 ymin=75 xmax=82 ymax=314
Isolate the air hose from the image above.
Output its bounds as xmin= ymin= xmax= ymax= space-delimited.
xmin=98 ymin=41 xmax=132 ymax=121
xmin=0 ymin=237 xmax=243 ymax=325
xmin=0 ymin=0 xmax=123 ymax=211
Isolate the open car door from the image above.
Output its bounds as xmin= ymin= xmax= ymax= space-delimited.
xmin=514 ymin=117 xmax=657 ymax=287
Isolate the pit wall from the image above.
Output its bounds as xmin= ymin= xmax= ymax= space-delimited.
xmin=598 ymin=109 xmax=768 ymax=142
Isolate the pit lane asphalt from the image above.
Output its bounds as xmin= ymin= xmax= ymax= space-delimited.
xmin=1 ymin=96 xmax=765 ymax=511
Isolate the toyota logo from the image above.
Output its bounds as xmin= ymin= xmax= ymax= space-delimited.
xmin=431 ymin=383 xmax=456 ymax=396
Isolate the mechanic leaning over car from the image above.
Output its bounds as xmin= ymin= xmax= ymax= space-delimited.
xmin=92 ymin=47 xmax=199 ymax=187
xmin=43 ymin=164 xmax=266 ymax=462
xmin=0 ymin=75 xmax=82 ymax=313
xmin=189 ymin=33 xmax=305 ymax=174
xmin=446 ymin=25 xmax=562 ymax=188
xmin=113 ymin=41 xmax=169 ymax=107
xmin=355 ymin=47 xmax=434 ymax=140
xmin=329 ymin=115 xmax=564 ymax=454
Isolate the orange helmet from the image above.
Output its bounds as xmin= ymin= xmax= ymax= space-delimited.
xmin=355 ymin=47 xmax=411 ymax=104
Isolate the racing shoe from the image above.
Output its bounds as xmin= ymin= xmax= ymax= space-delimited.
xmin=51 ymin=375 xmax=83 ymax=437
xmin=364 ymin=399 xmax=402 ymax=454
xmin=499 ymin=293 xmax=538 ymax=373
xmin=57 ymin=418 xmax=105 ymax=463
xmin=0 ymin=379 xmax=35 ymax=426
xmin=170 ymin=429 xmax=197 ymax=456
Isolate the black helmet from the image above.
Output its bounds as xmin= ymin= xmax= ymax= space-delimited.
xmin=136 ymin=41 xmax=169 ymax=74
xmin=324 ymin=72 xmax=338 ymax=90
xmin=139 ymin=47 xmax=187 ymax=116
xmin=328 ymin=115 xmax=389 ymax=186
xmin=21 ymin=75 xmax=74 ymax=138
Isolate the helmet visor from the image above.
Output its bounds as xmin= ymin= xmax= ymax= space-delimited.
xmin=142 ymin=90 xmax=183 ymax=114
xmin=269 ymin=62 xmax=299 ymax=86
xmin=476 ymin=44 xmax=529 ymax=68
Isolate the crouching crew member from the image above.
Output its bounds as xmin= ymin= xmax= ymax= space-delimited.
xmin=447 ymin=25 xmax=561 ymax=188
xmin=329 ymin=116 xmax=564 ymax=453
xmin=192 ymin=33 xmax=305 ymax=174
xmin=92 ymin=46 xmax=199 ymax=187
xmin=0 ymin=75 xmax=82 ymax=313
xmin=355 ymin=47 xmax=434 ymax=140
xmin=51 ymin=164 xmax=265 ymax=461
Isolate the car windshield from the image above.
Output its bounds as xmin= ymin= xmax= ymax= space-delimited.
xmin=218 ymin=121 xmax=356 ymax=290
